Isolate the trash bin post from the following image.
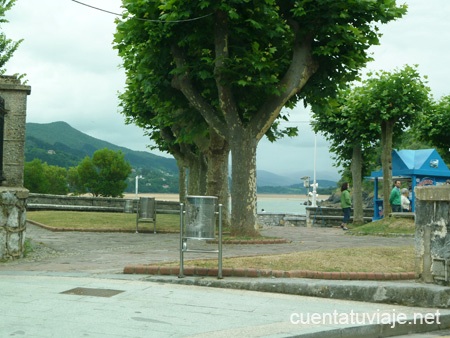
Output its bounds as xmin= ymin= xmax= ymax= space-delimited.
xmin=179 ymin=202 xmax=185 ymax=278
xmin=218 ymin=203 xmax=223 ymax=279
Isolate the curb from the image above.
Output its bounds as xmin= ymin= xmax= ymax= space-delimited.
xmin=145 ymin=275 xmax=450 ymax=309
xmin=123 ymin=264 xmax=415 ymax=281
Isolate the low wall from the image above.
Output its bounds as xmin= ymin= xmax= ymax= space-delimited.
xmin=27 ymin=193 xmax=180 ymax=214
xmin=257 ymin=213 xmax=306 ymax=227
xmin=306 ymin=206 xmax=374 ymax=227
xmin=257 ymin=207 xmax=374 ymax=228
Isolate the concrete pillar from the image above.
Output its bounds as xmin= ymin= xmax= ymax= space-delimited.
xmin=415 ymin=185 xmax=450 ymax=285
xmin=0 ymin=76 xmax=30 ymax=260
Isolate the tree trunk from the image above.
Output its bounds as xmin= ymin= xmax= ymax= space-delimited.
xmin=186 ymin=152 xmax=207 ymax=196
xmin=206 ymin=130 xmax=230 ymax=228
xmin=381 ymin=120 xmax=395 ymax=216
xmin=177 ymin=161 xmax=187 ymax=203
xmin=229 ymin=132 xmax=258 ymax=236
xmin=351 ymin=144 xmax=364 ymax=224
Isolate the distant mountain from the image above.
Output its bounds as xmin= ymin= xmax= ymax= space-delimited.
xmin=257 ymin=170 xmax=299 ymax=187
xmin=256 ymin=170 xmax=337 ymax=188
xmin=25 ymin=121 xmax=338 ymax=193
xmin=25 ymin=121 xmax=179 ymax=193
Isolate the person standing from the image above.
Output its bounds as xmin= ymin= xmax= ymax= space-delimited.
xmin=389 ymin=180 xmax=402 ymax=212
xmin=340 ymin=182 xmax=351 ymax=230
xmin=401 ymin=188 xmax=411 ymax=212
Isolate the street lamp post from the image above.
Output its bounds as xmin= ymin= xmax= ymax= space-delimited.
xmin=312 ymin=134 xmax=317 ymax=207
xmin=135 ymin=175 xmax=143 ymax=195
xmin=301 ymin=176 xmax=310 ymax=204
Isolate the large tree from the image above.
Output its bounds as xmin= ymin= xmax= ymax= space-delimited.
xmin=114 ymin=0 xmax=406 ymax=235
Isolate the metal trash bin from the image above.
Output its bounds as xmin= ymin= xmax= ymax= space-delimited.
xmin=123 ymin=199 xmax=134 ymax=213
xmin=136 ymin=197 xmax=157 ymax=233
xmin=179 ymin=195 xmax=223 ymax=279
xmin=184 ymin=195 xmax=217 ymax=239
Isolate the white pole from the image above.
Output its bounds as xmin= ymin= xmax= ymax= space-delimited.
xmin=135 ymin=175 xmax=142 ymax=195
xmin=312 ymin=134 xmax=317 ymax=207
xmin=135 ymin=175 xmax=139 ymax=195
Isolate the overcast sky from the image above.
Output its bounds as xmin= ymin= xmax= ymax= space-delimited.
xmin=3 ymin=0 xmax=450 ymax=181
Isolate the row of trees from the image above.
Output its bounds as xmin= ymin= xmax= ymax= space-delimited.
xmin=313 ymin=65 xmax=450 ymax=223
xmin=24 ymin=149 xmax=132 ymax=197
xmin=114 ymin=0 xmax=407 ymax=235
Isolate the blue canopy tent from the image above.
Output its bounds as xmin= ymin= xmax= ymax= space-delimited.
xmin=370 ymin=149 xmax=450 ymax=220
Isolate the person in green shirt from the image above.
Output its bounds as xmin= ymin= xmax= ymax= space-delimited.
xmin=340 ymin=182 xmax=351 ymax=230
xmin=389 ymin=180 xmax=402 ymax=212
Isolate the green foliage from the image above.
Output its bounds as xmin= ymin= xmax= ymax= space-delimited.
xmin=69 ymin=149 xmax=132 ymax=197
xmin=25 ymin=122 xmax=180 ymax=192
xmin=418 ymin=95 xmax=450 ymax=164
xmin=24 ymin=159 xmax=68 ymax=195
xmin=0 ymin=0 xmax=22 ymax=74
xmin=312 ymin=65 xmax=431 ymax=173
xmin=114 ymin=0 xmax=406 ymax=138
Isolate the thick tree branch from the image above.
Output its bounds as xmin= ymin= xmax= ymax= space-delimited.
xmin=253 ymin=22 xmax=319 ymax=140
xmin=214 ymin=10 xmax=241 ymax=130
xmin=171 ymin=45 xmax=228 ymax=139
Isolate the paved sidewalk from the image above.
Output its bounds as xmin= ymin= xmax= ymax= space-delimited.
xmin=2 ymin=223 xmax=450 ymax=337
xmin=0 ymin=272 xmax=449 ymax=338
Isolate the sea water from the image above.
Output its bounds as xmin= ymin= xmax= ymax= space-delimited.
xmin=256 ymin=196 xmax=310 ymax=214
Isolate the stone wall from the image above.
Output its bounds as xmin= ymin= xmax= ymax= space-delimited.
xmin=27 ymin=193 xmax=180 ymax=214
xmin=257 ymin=207 xmax=374 ymax=228
xmin=257 ymin=213 xmax=306 ymax=227
xmin=415 ymin=185 xmax=450 ymax=285
xmin=0 ymin=187 xmax=28 ymax=260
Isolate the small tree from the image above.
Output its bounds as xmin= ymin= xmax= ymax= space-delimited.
xmin=362 ymin=66 xmax=430 ymax=215
xmin=312 ymin=86 xmax=380 ymax=224
xmin=24 ymin=159 xmax=68 ymax=195
xmin=69 ymin=149 xmax=132 ymax=197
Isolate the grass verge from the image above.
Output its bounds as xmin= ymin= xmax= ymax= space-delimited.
xmin=161 ymin=246 xmax=414 ymax=273
xmin=27 ymin=211 xmax=180 ymax=232
xmin=349 ymin=216 xmax=415 ymax=236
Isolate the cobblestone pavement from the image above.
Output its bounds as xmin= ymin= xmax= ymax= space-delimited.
xmin=0 ymin=223 xmax=413 ymax=275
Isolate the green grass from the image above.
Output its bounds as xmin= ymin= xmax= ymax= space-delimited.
xmin=27 ymin=211 xmax=180 ymax=232
xmin=350 ymin=216 xmax=415 ymax=236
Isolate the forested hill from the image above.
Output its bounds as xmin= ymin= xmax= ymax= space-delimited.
xmin=25 ymin=121 xmax=178 ymax=173
xmin=25 ymin=121 xmax=337 ymax=192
